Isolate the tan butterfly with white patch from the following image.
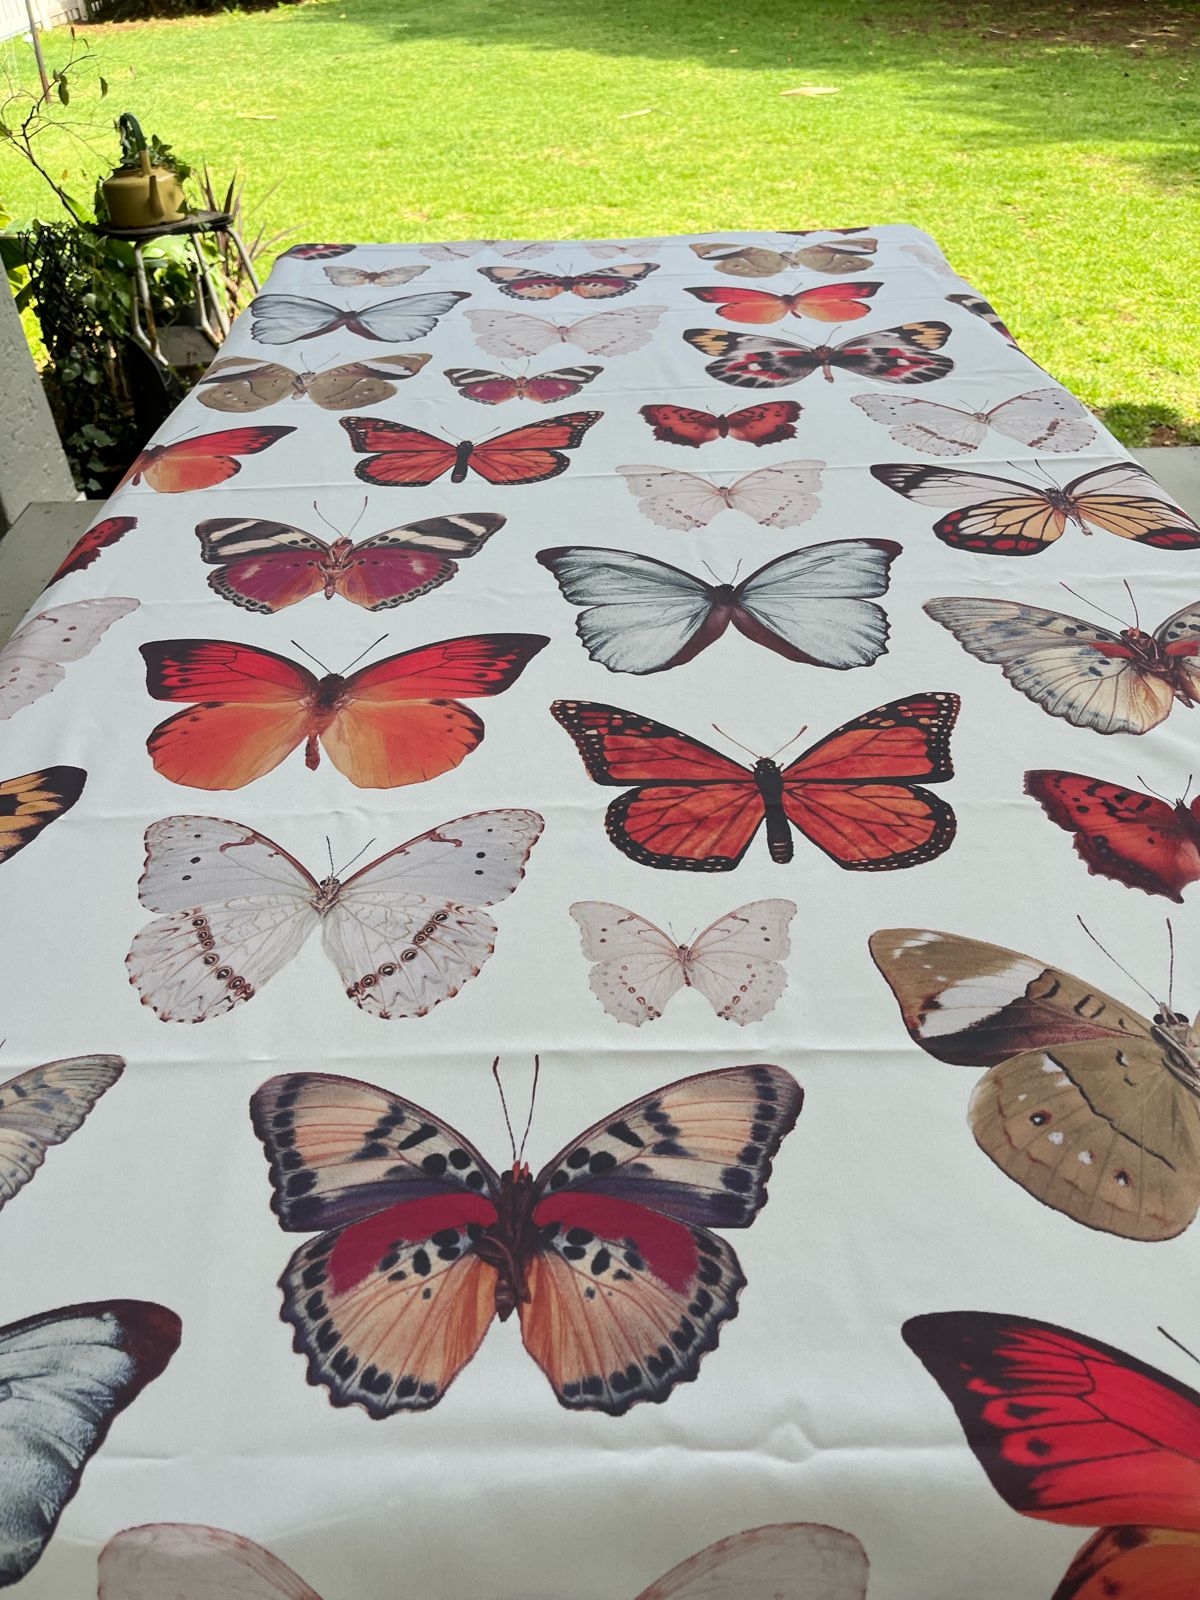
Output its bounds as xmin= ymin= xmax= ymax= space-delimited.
xmin=127 ymin=810 xmax=542 ymax=1023
xmin=466 ymin=306 xmax=666 ymax=358
xmin=0 ymin=598 xmax=138 ymax=720
xmin=851 ymin=388 xmax=1096 ymax=456
xmin=197 ymin=353 xmax=429 ymax=412
xmin=617 ymin=461 xmax=825 ymax=529
xmin=0 ymin=1055 xmax=122 ymax=1215
xmin=571 ymin=899 xmax=796 ymax=1026
xmin=870 ymin=927 xmax=1200 ymax=1240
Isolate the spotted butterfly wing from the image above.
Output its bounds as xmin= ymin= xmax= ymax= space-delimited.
xmin=1052 ymin=1528 xmax=1200 ymax=1600
xmin=685 ymin=323 xmax=953 ymax=388
xmin=851 ymin=389 xmax=1096 ymax=456
xmin=683 ymin=282 xmax=880 ymax=323
xmin=45 ymin=516 xmax=135 ymax=586
xmin=98 ymin=1523 xmax=324 ymax=1600
xmin=0 ymin=766 xmax=85 ymax=866
xmin=0 ymin=1055 xmax=122 ymax=1215
xmin=636 ymin=1523 xmax=869 ymax=1600
xmin=947 ymin=291 xmax=1021 ymax=348
xmin=0 ymin=598 xmax=138 ymax=719
xmin=1025 ymin=770 xmax=1200 ymax=902
xmin=688 ymin=240 xmax=876 ymax=276
xmin=639 ymin=402 xmax=802 ymax=448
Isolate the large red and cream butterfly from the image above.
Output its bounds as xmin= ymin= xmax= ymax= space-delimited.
xmin=116 ymin=426 xmax=295 ymax=494
xmin=195 ymin=510 xmax=502 ymax=613
xmin=444 ymin=364 xmax=602 ymax=404
xmin=341 ymin=411 xmax=602 ymax=486
xmin=685 ymin=324 xmax=954 ymax=388
xmin=1025 ymin=770 xmax=1200 ymax=902
xmin=551 ymin=695 xmax=959 ymax=871
xmin=904 ymin=1311 xmax=1200 ymax=1599
xmin=0 ymin=766 xmax=86 ymax=866
xmin=873 ymin=461 xmax=1200 ymax=554
xmin=140 ymin=634 xmax=547 ymax=789
xmin=45 ymin=515 xmax=135 ymax=586
xmin=639 ymin=401 xmax=802 ymax=448
xmin=683 ymin=282 xmax=880 ymax=323
xmin=871 ymin=928 xmax=1200 ymax=1239
xmin=250 ymin=1061 xmax=801 ymax=1415
xmin=478 ymin=263 xmax=657 ymax=298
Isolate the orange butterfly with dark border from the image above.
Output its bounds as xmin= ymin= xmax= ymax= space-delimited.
xmin=683 ymin=281 xmax=881 ymax=324
xmin=341 ymin=411 xmax=602 ymax=487
xmin=1025 ymin=769 xmax=1200 ymax=902
xmin=0 ymin=767 xmax=86 ymax=865
xmin=116 ymin=426 xmax=296 ymax=494
xmin=639 ymin=401 xmax=802 ymax=448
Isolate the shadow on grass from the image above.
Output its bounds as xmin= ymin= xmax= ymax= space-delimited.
xmin=1098 ymin=403 xmax=1200 ymax=449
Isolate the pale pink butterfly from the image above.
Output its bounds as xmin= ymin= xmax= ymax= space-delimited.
xmin=322 ymin=263 xmax=429 ymax=286
xmin=127 ymin=810 xmax=543 ymax=1022
xmin=466 ymin=306 xmax=666 ymax=359
xmin=617 ymin=461 xmax=825 ymax=529
xmin=0 ymin=1055 xmax=122 ymax=1214
xmin=99 ymin=1523 xmax=323 ymax=1600
xmin=639 ymin=1523 xmax=869 ymax=1600
xmin=571 ymin=900 xmax=796 ymax=1026
xmin=0 ymin=598 xmax=138 ymax=720
xmin=851 ymin=388 xmax=1096 ymax=456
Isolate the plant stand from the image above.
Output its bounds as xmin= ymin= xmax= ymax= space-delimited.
xmin=96 ymin=209 xmax=260 ymax=364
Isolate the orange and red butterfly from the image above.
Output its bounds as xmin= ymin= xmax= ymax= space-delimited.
xmin=45 ymin=516 xmax=135 ymax=587
xmin=683 ymin=281 xmax=880 ymax=324
xmin=341 ymin=411 xmax=602 ymax=487
xmin=639 ymin=401 xmax=802 ymax=448
xmin=140 ymin=633 xmax=547 ymax=790
xmin=116 ymin=426 xmax=295 ymax=495
xmin=1025 ymin=769 xmax=1200 ymax=902
xmin=551 ymin=695 xmax=959 ymax=871
xmin=250 ymin=1061 xmax=801 ymax=1415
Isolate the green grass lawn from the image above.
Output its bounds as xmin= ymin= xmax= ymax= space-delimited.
xmin=3 ymin=0 xmax=1198 ymax=445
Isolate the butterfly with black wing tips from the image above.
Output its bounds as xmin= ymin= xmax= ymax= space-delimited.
xmin=127 ymin=809 xmax=542 ymax=1022
xmin=873 ymin=460 xmax=1200 ymax=554
xmin=685 ymin=323 xmax=954 ymax=388
xmin=617 ymin=462 xmax=825 ymax=529
xmin=871 ymin=927 xmax=1200 ymax=1240
xmin=551 ymin=695 xmax=959 ymax=872
xmin=0 ymin=766 xmax=86 ymax=866
xmin=342 ymin=411 xmax=602 ymax=487
xmin=852 ymin=389 xmax=1096 ymax=456
xmin=1025 ymin=769 xmax=1200 ymax=902
xmin=0 ymin=1055 xmax=122 ymax=1216
xmin=946 ymin=291 xmax=1021 ymax=348
xmin=250 ymin=1061 xmax=801 ymax=1415
xmin=281 ymin=243 xmax=353 ymax=260
xmin=478 ymin=263 xmax=658 ymax=298
xmin=924 ymin=593 xmax=1200 ymax=734
xmin=249 ymin=290 xmax=468 ymax=345
xmin=196 ymin=510 xmax=503 ymax=613
xmin=445 ymin=363 xmax=602 ymax=404
xmin=0 ymin=1299 xmax=180 ymax=1587
xmin=0 ymin=598 xmax=138 ymax=719
xmin=44 ymin=516 xmax=135 ymax=587
xmin=197 ymin=353 xmax=430 ymax=413
xmin=536 ymin=542 xmax=900 ymax=674
xmin=571 ymin=900 xmax=796 ymax=1025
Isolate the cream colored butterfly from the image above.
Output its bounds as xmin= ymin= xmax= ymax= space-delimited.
xmin=466 ymin=306 xmax=666 ymax=358
xmin=322 ymin=264 xmax=428 ymax=286
xmin=571 ymin=899 xmax=796 ymax=1026
xmin=617 ymin=461 xmax=825 ymax=529
xmin=0 ymin=598 xmax=138 ymax=720
xmin=851 ymin=388 xmax=1096 ymax=456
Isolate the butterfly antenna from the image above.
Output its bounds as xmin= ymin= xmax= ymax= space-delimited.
xmin=711 ymin=722 xmax=760 ymax=760
xmin=333 ymin=837 xmax=377 ymax=878
xmin=516 ymin=1055 xmax=541 ymax=1166
xmin=1076 ymin=916 xmax=1164 ymax=1010
xmin=770 ymin=725 xmax=809 ymax=761
xmin=338 ymin=634 xmax=388 ymax=675
xmin=348 ymin=496 xmax=368 ymax=538
xmin=1186 ymin=774 xmax=1195 ymax=806
xmin=292 ymin=640 xmax=333 ymax=674
xmin=311 ymin=501 xmax=343 ymax=539
xmin=1135 ymin=772 xmax=1171 ymax=804
xmin=1026 ymin=457 xmax=1059 ymax=489
xmin=1168 ymin=918 xmax=1177 ymax=1017
xmin=701 ymin=559 xmax=724 ymax=584
xmin=492 ymin=1058 xmax=518 ymax=1164
xmin=326 ymin=836 xmax=336 ymax=876
xmin=1159 ymin=1327 xmax=1200 ymax=1367
xmin=1123 ymin=579 xmax=1141 ymax=632
xmin=1058 ymin=582 xmax=1130 ymax=630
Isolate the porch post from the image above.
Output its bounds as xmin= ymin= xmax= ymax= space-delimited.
xmin=0 ymin=280 xmax=78 ymax=535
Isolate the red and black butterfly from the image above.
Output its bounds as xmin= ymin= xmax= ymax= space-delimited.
xmin=251 ymin=1061 xmax=801 ymax=1416
xmin=45 ymin=516 xmax=136 ymax=587
xmin=550 ymin=695 xmax=959 ymax=871
xmin=117 ymin=427 xmax=296 ymax=494
xmin=341 ymin=412 xmax=602 ymax=486
xmin=1025 ymin=769 xmax=1200 ymax=902
xmin=282 ymin=243 xmax=354 ymax=260
xmin=684 ymin=323 xmax=954 ymax=389
xmin=638 ymin=402 xmax=801 ymax=449
xmin=478 ymin=264 xmax=657 ymax=299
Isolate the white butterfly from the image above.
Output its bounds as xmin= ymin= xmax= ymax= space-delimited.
xmin=571 ymin=900 xmax=796 ymax=1025
xmin=537 ymin=541 xmax=898 ymax=673
xmin=640 ymin=1524 xmax=868 ymax=1600
xmin=0 ymin=1055 xmax=122 ymax=1214
xmin=99 ymin=1523 xmax=322 ymax=1600
xmin=584 ymin=239 xmax=663 ymax=260
xmin=0 ymin=598 xmax=138 ymax=720
xmin=127 ymin=810 xmax=543 ymax=1023
xmin=0 ymin=1300 xmax=180 ymax=1586
xmin=852 ymin=388 xmax=1096 ymax=456
xmin=466 ymin=306 xmax=666 ymax=358
xmin=248 ymin=291 xmax=467 ymax=345
xmin=617 ymin=461 xmax=825 ymax=529
xmin=321 ymin=264 xmax=428 ymax=287
xmin=419 ymin=239 xmax=555 ymax=261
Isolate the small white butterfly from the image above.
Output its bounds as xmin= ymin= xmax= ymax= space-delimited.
xmin=0 ymin=1055 xmax=122 ymax=1214
xmin=0 ymin=597 xmax=138 ymax=720
xmin=571 ymin=900 xmax=797 ymax=1025
xmin=321 ymin=263 xmax=429 ymax=287
xmin=127 ymin=810 xmax=543 ymax=1022
xmin=466 ymin=306 xmax=666 ymax=359
xmin=584 ymin=238 xmax=663 ymax=260
xmin=852 ymin=388 xmax=1097 ymax=456
xmin=617 ymin=461 xmax=825 ymax=529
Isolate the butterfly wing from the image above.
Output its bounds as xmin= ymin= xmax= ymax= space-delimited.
xmin=726 ymin=401 xmax=804 ymax=445
xmin=251 ymin=1071 xmax=502 ymax=1414
xmin=1051 ymin=1529 xmax=1200 ymax=1600
xmin=636 ymin=1524 xmax=869 ymax=1600
xmin=1025 ymin=770 xmax=1200 ymax=902
xmin=0 ymin=1300 xmax=180 ymax=1585
xmin=98 ymin=1523 xmax=324 ymax=1600
xmin=340 ymin=416 xmax=457 ymax=487
xmin=684 ymin=329 xmax=820 ymax=388
xmin=788 ymin=241 xmax=876 ymax=273
xmin=321 ymin=808 xmax=542 ymax=1017
xmin=282 ymin=242 xmax=353 ymax=260
xmin=196 ymin=356 xmax=298 ymax=412
xmin=567 ymin=308 xmax=666 ymax=354
xmin=127 ymin=815 xmax=321 ymax=1022
xmin=725 ymin=461 xmax=825 ymax=526
xmin=947 ymin=291 xmax=1020 ymax=347
xmin=249 ymin=295 xmax=348 ymax=343
xmin=873 ymin=463 xmax=1067 ymax=554
xmin=537 ymin=546 xmax=718 ymax=674
xmin=617 ymin=465 xmax=732 ymax=529
xmin=464 ymin=310 xmax=563 ymax=357
xmin=0 ymin=766 xmax=85 ymax=865
xmin=986 ymin=388 xmax=1098 ymax=452
xmin=521 ymin=364 xmax=603 ymax=402
xmin=338 ymin=512 xmax=504 ymax=610
xmin=780 ymin=694 xmax=959 ymax=869
xmin=851 ymin=394 xmax=985 ymax=456
xmin=830 ymin=322 xmax=953 ymax=383
xmin=902 ymin=1311 xmax=1200 ymax=1530
xmin=568 ymin=901 xmax=688 ymax=1024
xmin=638 ymin=405 xmax=722 ymax=447
xmin=684 ymin=283 xmax=879 ymax=324
xmin=686 ymin=899 xmax=797 ymax=1025
xmin=0 ymin=597 xmax=138 ymax=719
xmin=305 ymin=354 xmax=430 ymax=409
xmin=688 ymin=244 xmax=790 ymax=278
xmin=45 ymin=515 xmax=135 ymax=586
xmin=924 ymin=597 xmax=1172 ymax=734
xmin=195 ymin=518 xmax=336 ymax=613
xmin=133 ymin=426 xmax=295 ymax=494
xmin=444 ymin=368 xmax=522 ymax=403
xmin=521 ymin=1064 xmax=802 ymax=1412
xmin=0 ymin=1056 xmax=122 ymax=1214
xmin=1066 ymin=461 xmax=1200 ymax=549
xmin=352 ymin=290 xmax=470 ymax=342
xmin=467 ymin=410 xmax=602 ymax=484
xmin=324 ymin=264 xmax=427 ymax=286
xmin=733 ymin=539 xmax=900 ymax=668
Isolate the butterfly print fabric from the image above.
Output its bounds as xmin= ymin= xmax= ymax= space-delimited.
xmin=0 ymin=226 xmax=1193 ymax=1600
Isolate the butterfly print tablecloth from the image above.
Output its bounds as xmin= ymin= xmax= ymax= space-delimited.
xmin=4 ymin=225 xmax=1200 ymax=1600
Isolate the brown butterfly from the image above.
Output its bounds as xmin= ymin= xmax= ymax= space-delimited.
xmin=690 ymin=239 xmax=878 ymax=277
xmin=0 ymin=767 xmax=86 ymax=865
xmin=870 ymin=927 xmax=1200 ymax=1241
xmin=197 ymin=354 xmax=430 ymax=413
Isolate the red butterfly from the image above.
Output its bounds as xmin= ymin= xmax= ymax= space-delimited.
xmin=141 ymin=633 xmax=547 ymax=789
xmin=116 ymin=426 xmax=295 ymax=494
xmin=904 ymin=1311 xmax=1200 ymax=1599
xmin=478 ymin=264 xmax=657 ymax=299
xmin=444 ymin=365 xmax=602 ymax=404
xmin=550 ymin=695 xmax=959 ymax=871
xmin=45 ymin=516 xmax=136 ymax=587
xmin=683 ymin=282 xmax=880 ymax=324
xmin=250 ymin=1061 xmax=802 ymax=1415
xmin=1025 ymin=769 xmax=1200 ymax=902
xmin=282 ymin=243 xmax=354 ymax=260
xmin=639 ymin=402 xmax=802 ymax=449
xmin=341 ymin=412 xmax=602 ymax=487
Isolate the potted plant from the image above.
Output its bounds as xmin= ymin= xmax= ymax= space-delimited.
xmin=100 ymin=113 xmax=190 ymax=229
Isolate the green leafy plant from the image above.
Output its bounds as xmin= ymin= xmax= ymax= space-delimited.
xmin=111 ymin=111 xmax=192 ymax=184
